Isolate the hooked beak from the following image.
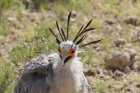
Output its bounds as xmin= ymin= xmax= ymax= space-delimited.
xmin=62 ymin=54 xmax=67 ymax=62
xmin=62 ymin=54 xmax=67 ymax=66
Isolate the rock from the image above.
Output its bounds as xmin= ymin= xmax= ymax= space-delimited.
xmin=124 ymin=86 xmax=138 ymax=93
xmin=98 ymin=72 xmax=105 ymax=78
xmin=137 ymin=63 xmax=140 ymax=71
xmin=124 ymin=66 xmax=131 ymax=73
xmin=126 ymin=43 xmax=132 ymax=48
xmin=21 ymin=10 xmax=28 ymax=16
xmin=137 ymin=36 xmax=140 ymax=42
xmin=122 ymin=48 xmax=136 ymax=57
xmin=102 ymin=25 xmax=114 ymax=36
xmin=104 ymin=75 xmax=112 ymax=80
xmin=114 ymin=70 xmax=125 ymax=77
xmin=103 ymin=70 xmax=114 ymax=76
xmin=115 ymin=24 xmax=123 ymax=31
xmin=115 ymin=38 xmax=126 ymax=47
xmin=131 ymin=64 xmax=138 ymax=70
xmin=124 ymin=15 xmax=139 ymax=26
xmin=71 ymin=10 xmax=77 ymax=18
xmin=122 ymin=48 xmax=136 ymax=67
xmin=97 ymin=67 xmax=103 ymax=74
xmin=136 ymin=84 xmax=140 ymax=88
xmin=106 ymin=52 xmax=130 ymax=71
xmin=86 ymin=76 xmax=93 ymax=85
xmin=106 ymin=48 xmax=136 ymax=71
xmin=95 ymin=47 xmax=101 ymax=51
xmin=105 ymin=18 xmax=117 ymax=24
xmin=130 ymin=30 xmax=138 ymax=42
xmin=84 ymin=68 xmax=96 ymax=76
xmin=45 ymin=11 xmax=56 ymax=19
xmin=27 ymin=12 xmax=37 ymax=22
xmin=7 ymin=17 xmax=15 ymax=22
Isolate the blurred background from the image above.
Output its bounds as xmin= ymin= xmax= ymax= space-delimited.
xmin=0 ymin=0 xmax=140 ymax=93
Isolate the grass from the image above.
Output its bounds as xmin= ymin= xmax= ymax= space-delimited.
xmin=0 ymin=0 xmax=17 ymax=92
xmin=96 ymin=82 xmax=107 ymax=93
xmin=0 ymin=36 xmax=5 ymax=44
xmin=0 ymin=0 xmax=16 ymax=13
xmin=0 ymin=61 xmax=15 ymax=93
xmin=120 ymin=25 xmax=131 ymax=42
xmin=93 ymin=77 xmax=114 ymax=93
xmin=0 ymin=17 xmax=9 ymax=36
xmin=10 ymin=27 xmax=57 ymax=64
xmin=53 ymin=0 xmax=89 ymax=14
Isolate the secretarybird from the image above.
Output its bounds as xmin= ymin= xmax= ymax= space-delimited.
xmin=13 ymin=11 xmax=102 ymax=93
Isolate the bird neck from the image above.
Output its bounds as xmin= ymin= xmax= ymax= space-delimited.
xmin=55 ymin=56 xmax=83 ymax=77
xmin=50 ymin=57 xmax=83 ymax=93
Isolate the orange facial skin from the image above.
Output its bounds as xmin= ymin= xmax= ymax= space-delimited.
xmin=59 ymin=48 xmax=63 ymax=56
xmin=66 ymin=49 xmax=75 ymax=56
xmin=59 ymin=48 xmax=75 ymax=57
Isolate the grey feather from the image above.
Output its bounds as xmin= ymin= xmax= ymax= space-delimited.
xmin=23 ymin=55 xmax=49 ymax=74
xmin=14 ymin=55 xmax=52 ymax=93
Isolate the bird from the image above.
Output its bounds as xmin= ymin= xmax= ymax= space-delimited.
xmin=13 ymin=11 xmax=102 ymax=93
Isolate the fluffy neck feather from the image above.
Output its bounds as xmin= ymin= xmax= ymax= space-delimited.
xmin=49 ymin=54 xmax=83 ymax=93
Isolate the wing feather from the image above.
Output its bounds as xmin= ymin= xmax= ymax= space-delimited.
xmin=13 ymin=54 xmax=54 ymax=93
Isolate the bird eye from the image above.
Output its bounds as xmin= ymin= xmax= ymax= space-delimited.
xmin=65 ymin=48 xmax=75 ymax=57
xmin=71 ymin=49 xmax=75 ymax=53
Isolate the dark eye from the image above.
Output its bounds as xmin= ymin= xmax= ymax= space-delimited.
xmin=71 ymin=49 xmax=75 ymax=53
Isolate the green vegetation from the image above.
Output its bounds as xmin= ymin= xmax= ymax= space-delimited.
xmin=0 ymin=61 xmax=15 ymax=93
xmin=0 ymin=0 xmax=16 ymax=13
xmin=10 ymin=28 xmax=57 ymax=64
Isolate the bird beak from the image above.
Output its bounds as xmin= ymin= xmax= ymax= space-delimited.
xmin=62 ymin=54 xmax=67 ymax=62
xmin=62 ymin=54 xmax=67 ymax=66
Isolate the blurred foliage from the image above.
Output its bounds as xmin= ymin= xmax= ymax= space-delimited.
xmin=0 ymin=61 xmax=15 ymax=93
xmin=0 ymin=17 xmax=9 ymax=36
xmin=0 ymin=0 xmax=16 ymax=14
xmin=22 ymin=0 xmax=90 ymax=14
xmin=0 ymin=0 xmax=16 ymax=36
xmin=0 ymin=0 xmax=16 ymax=92
xmin=10 ymin=27 xmax=57 ymax=64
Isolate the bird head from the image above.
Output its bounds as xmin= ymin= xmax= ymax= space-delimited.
xmin=58 ymin=41 xmax=77 ymax=64
xmin=49 ymin=11 xmax=102 ymax=65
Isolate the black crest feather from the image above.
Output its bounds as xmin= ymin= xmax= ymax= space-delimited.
xmin=49 ymin=28 xmax=61 ymax=44
xmin=80 ymin=39 xmax=102 ymax=48
xmin=49 ymin=11 xmax=102 ymax=46
xmin=56 ymin=21 xmax=64 ymax=41
xmin=67 ymin=11 xmax=72 ymax=39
